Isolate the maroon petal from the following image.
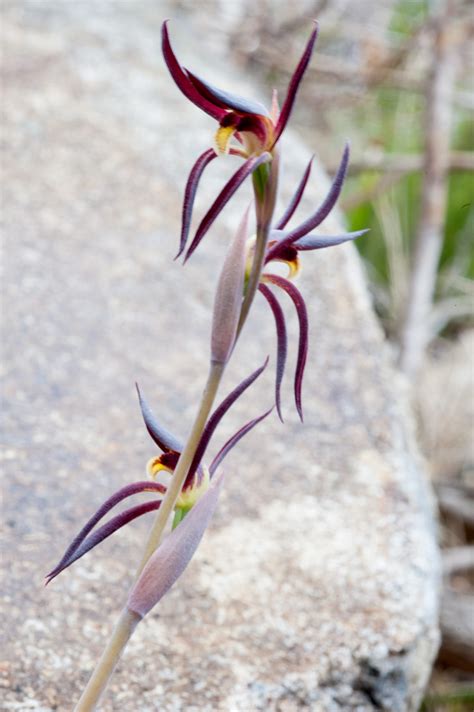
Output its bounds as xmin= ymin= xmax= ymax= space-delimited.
xmin=185 ymin=70 xmax=269 ymax=117
xmin=264 ymin=275 xmax=308 ymax=421
xmin=259 ymin=283 xmax=288 ymax=421
xmin=283 ymin=144 xmax=350 ymax=243
xmin=162 ymin=21 xmax=225 ymax=121
xmin=295 ymin=229 xmax=369 ymax=251
xmin=274 ymin=156 xmax=313 ymax=230
xmin=184 ymin=358 xmax=269 ymax=487
xmin=127 ymin=472 xmax=225 ymax=618
xmin=273 ymin=23 xmax=319 ymax=145
xmin=209 ymin=408 xmax=273 ymax=475
xmin=46 ymin=500 xmax=162 ymax=584
xmin=177 ymin=148 xmax=217 ymax=259
xmin=184 ymin=153 xmax=271 ymax=262
xmin=136 ymin=383 xmax=183 ymax=454
xmin=46 ymin=482 xmax=165 ymax=583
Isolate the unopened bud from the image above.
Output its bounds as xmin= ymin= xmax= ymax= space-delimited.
xmin=211 ymin=208 xmax=250 ymax=364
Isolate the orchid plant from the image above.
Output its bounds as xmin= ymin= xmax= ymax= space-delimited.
xmin=48 ymin=20 xmax=366 ymax=710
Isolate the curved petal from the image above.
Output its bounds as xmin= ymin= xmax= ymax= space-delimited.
xmin=264 ymin=274 xmax=308 ymax=421
xmin=136 ymin=384 xmax=183 ymax=454
xmin=185 ymin=70 xmax=269 ymax=117
xmin=46 ymin=500 xmax=162 ymax=583
xmin=162 ymin=21 xmax=225 ymax=121
xmin=209 ymin=408 xmax=273 ymax=475
xmin=273 ymin=23 xmax=319 ymax=145
xmin=274 ymin=156 xmax=313 ymax=230
xmin=184 ymin=357 xmax=269 ymax=488
xmin=177 ymin=148 xmax=217 ymax=259
xmin=259 ymin=283 xmax=288 ymax=421
xmin=185 ymin=152 xmax=271 ymax=262
xmin=266 ymin=144 xmax=350 ymax=263
xmin=46 ymin=483 xmax=165 ymax=583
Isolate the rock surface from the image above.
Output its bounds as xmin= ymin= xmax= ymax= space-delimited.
xmin=1 ymin=2 xmax=439 ymax=710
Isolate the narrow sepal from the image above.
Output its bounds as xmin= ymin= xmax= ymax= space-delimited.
xmin=294 ymin=229 xmax=369 ymax=250
xmin=283 ymin=143 xmax=350 ymax=243
xmin=273 ymin=23 xmax=319 ymax=145
xmin=274 ymin=156 xmax=313 ymax=230
xmin=185 ymin=70 xmax=269 ymax=117
xmin=258 ymin=283 xmax=288 ymax=421
xmin=127 ymin=472 xmax=225 ymax=618
xmin=209 ymin=408 xmax=273 ymax=475
xmin=211 ymin=208 xmax=249 ymax=364
xmin=185 ymin=153 xmax=271 ymax=262
xmin=264 ymin=275 xmax=308 ymax=421
xmin=265 ymin=144 xmax=350 ymax=263
xmin=136 ymin=384 xmax=183 ymax=454
xmin=46 ymin=482 xmax=165 ymax=583
xmin=184 ymin=358 xmax=269 ymax=487
xmin=177 ymin=148 xmax=217 ymax=259
xmin=162 ymin=21 xmax=225 ymax=121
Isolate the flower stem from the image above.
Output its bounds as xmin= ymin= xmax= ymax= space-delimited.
xmin=237 ymin=220 xmax=270 ymax=333
xmin=238 ymin=152 xmax=279 ymax=333
xmin=73 ymin=608 xmax=140 ymax=712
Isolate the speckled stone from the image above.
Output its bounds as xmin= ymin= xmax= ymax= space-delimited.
xmin=1 ymin=2 xmax=439 ymax=710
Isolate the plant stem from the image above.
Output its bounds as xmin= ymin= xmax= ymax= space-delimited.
xmin=74 ymin=608 xmax=141 ymax=712
xmin=238 ymin=220 xmax=270 ymax=334
xmin=238 ymin=153 xmax=279 ymax=334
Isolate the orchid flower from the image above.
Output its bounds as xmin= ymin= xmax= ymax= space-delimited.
xmin=247 ymin=146 xmax=369 ymax=421
xmin=46 ymin=362 xmax=271 ymax=584
xmin=162 ymin=20 xmax=319 ymax=260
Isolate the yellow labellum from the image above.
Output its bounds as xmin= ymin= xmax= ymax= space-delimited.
xmin=214 ymin=125 xmax=235 ymax=155
xmin=147 ymin=457 xmax=173 ymax=480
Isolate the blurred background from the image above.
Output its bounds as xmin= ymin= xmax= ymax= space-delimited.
xmin=173 ymin=0 xmax=474 ymax=708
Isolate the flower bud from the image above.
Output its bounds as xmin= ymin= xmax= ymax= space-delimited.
xmin=210 ymin=208 xmax=250 ymax=364
xmin=127 ymin=472 xmax=224 ymax=619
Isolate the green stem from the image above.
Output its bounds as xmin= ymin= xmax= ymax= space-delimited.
xmin=237 ymin=220 xmax=270 ymax=334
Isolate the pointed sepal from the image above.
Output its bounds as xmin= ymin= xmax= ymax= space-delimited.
xmin=185 ymin=153 xmax=271 ymax=262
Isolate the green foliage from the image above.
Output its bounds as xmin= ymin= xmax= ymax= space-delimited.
xmin=346 ymin=84 xmax=473 ymax=334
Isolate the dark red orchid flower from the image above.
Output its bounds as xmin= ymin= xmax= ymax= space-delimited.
xmin=250 ymin=145 xmax=369 ymax=422
xmin=161 ymin=20 xmax=319 ymax=261
xmin=46 ymin=362 xmax=271 ymax=584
